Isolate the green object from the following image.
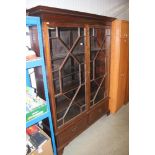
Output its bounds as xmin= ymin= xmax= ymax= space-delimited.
xmin=26 ymin=104 xmax=47 ymax=122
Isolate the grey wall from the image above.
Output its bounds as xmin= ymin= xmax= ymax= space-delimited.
xmin=26 ymin=0 xmax=129 ymax=20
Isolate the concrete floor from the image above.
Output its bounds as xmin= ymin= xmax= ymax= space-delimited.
xmin=63 ymin=104 xmax=129 ymax=155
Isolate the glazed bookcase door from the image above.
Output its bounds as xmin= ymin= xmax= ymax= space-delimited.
xmin=48 ymin=27 xmax=86 ymax=127
xmin=90 ymin=27 xmax=110 ymax=107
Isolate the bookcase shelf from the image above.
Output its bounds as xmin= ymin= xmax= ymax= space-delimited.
xmin=26 ymin=58 xmax=43 ymax=69
xmin=26 ymin=111 xmax=49 ymax=128
xmin=26 ymin=16 xmax=57 ymax=155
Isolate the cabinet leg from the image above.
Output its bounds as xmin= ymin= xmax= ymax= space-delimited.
xmin=58 ymin=147 xmax=64 ymax=155
xmin=106 ymin=110 xmax=110 ymax=116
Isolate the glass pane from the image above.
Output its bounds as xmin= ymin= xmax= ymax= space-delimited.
xmin=94 ymin=78 xmax=105 ymax=103
xmin=48 ymin=26 xmax=86 ymax=128
xmin=50 ymin=38 xmax=67 ymax=71
xmin=90 ymin=37 xmax=100 ymax=51
xmin=72 ymin=34 xmax=85 ymax=63
xmin=59 ymin=27 xmax=78 ymax=49
xmin=81 ymin=63 xmax=85 ymax=84
xmin=56 ymin=95 xmax=70 ymax=119
xmin=49 ymin=28 xmax=56 ymax=38
xmin=90 ymin=81 xmax=98 ymax=101
xmin=62 ymin=56 xmax=80 ymax=92
xmin=64 ymin=86 xmax=85 ymax=123
xmin=95 ymin=51 xmax=106 ymax=78
xmin=90 ymin=27 xmax=109 ymax=106
xmin=64 ymin=104 xmax=80 ymax=122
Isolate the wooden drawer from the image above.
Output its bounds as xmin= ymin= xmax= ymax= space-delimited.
xmin=57 ymin=116 xmax=88 ymax=147
xmin=89 ymin=100 xmax=108 ymax=125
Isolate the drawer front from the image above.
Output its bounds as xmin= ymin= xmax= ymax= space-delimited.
xmin=89 ymin=101 xmax=108 ymax=125
xmin=57 ymin=116 xmax=88 ymax=147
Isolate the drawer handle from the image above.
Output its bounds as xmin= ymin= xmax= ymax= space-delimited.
xmin=71 ymin=127 xmax=77 ymax=132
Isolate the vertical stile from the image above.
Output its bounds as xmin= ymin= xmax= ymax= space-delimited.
xmin=84 ymin=25 xmax=90 ymax=110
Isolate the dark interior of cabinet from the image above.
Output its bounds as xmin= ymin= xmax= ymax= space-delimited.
xmin=48 ymin=27 xmax=86 ymax=127
xmin=90 ymin=27 xmax=110 ymax=107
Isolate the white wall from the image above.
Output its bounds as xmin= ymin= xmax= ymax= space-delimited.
xmin=26 ymin=0 xmax=129 ymax=20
